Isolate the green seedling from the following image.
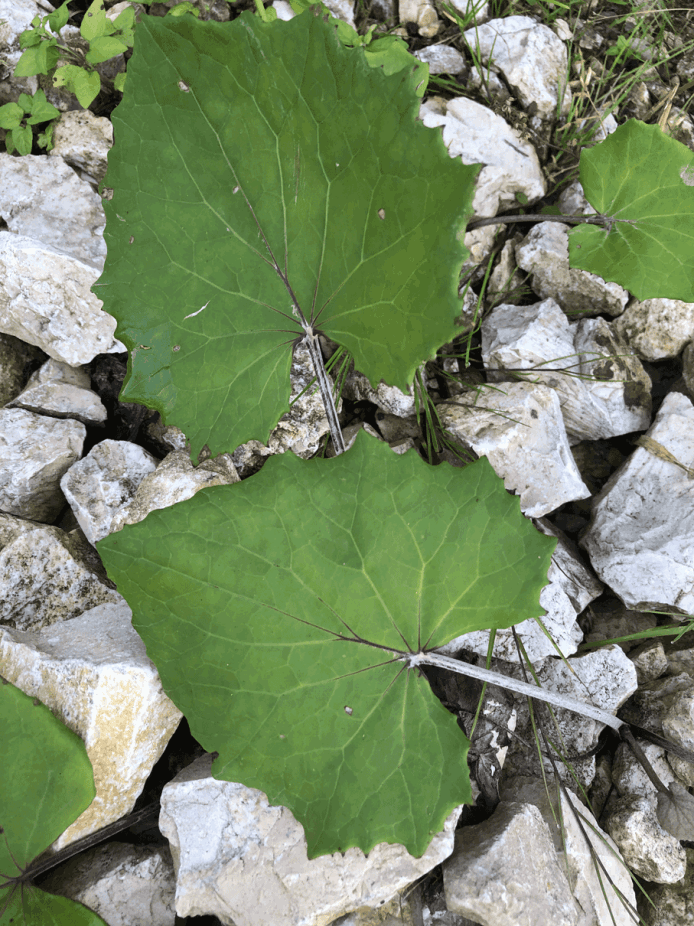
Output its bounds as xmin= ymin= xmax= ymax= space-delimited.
xmin=0 ymin=89 xmax=59 ymax=155
xmin=90 ymin=6 xmax=694 ymax=862
xmin=13 ymin=0 xmax=134 ymax=110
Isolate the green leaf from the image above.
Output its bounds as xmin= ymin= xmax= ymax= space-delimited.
xmin=8 ymin=125 xmax=33 ymax=156
xmin=570 ymin=119 xmax=694 ymax=302
xmin=112 ymin=6 xmax=136 ymax=45
xmin=14 ymin=41 xmax=58 ymax=77
xmin=85 ymin=35 xmax=130 ymax=65
xmin=25 ymin=90 xmax=61 ymax=125
xmin=286 ymin=0 xmax=428 ymax=93
xmin=0 ymin=678 xmax=105 ymax=925
xmin=113 ymin=72 xmax=127 ymax=93
xmin=18 ymin=28 xmax=44 ymax=50
xmin=97 ymin=432 xmax=557 ymax=859
xmin=363 ymin=36 xmax=429 ymax=97
xmin=93 ymin=9 xmax=479 ymax=460
xmin=167 ymin=1 xmax=201 ymax=17
xmin=0 ymin=102 xmax=24 ymax=130
xmin=80 ymin=0 xmax=109 ymax=43
xmin=47 ymin=1 xmax=71 ymax=33
xmin=37 ymin=122 xmax=56 ymax=151
xmin=52 ymin=65 xmax=101 ymax=109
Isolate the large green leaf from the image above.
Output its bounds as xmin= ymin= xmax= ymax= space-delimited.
xmin=92 ymin=8 xmax=479 ymax=460
xmin=570 ymin=119 xmax=694 ymax=302
xmin=0 ymin=678 xmax=105 ymax=925
xmin=97 ymin=432 xmax=557 ymax=858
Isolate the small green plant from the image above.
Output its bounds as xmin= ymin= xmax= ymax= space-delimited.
xmin=0 ymin=0 xmax=135 ymax=153
xmin=91 ymin=6 xmax=694 ymax=862
xmin=0 ymin=89 xmax=60 ymax=156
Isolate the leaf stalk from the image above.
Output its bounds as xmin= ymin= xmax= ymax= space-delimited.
xmin=465 ymin=212 xmax=613 ymax=232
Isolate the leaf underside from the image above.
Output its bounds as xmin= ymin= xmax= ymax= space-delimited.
xmin=571 ymin=119 xmax=694 ymax=303
xmin=97 ymin=432 xmax=557 ymax=858
xmin=93 ymin=9 xmax=480 ymax=460
xmin=0 ymin=679 xmax=104 ymax=925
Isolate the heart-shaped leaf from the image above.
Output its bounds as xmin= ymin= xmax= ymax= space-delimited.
xmin=0 ymin=677 xmax=104 ymax=924
xmin=569 ymin=119 xmax=694 ymax=302
xmin=97 ymin=432 xmax=557 ymax=858
xmin=92 ymin=8 xmax=479 ymax=460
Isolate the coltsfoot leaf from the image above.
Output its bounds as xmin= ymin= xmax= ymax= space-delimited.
xmin=0 ymin=678 xmax=104 ymax=925
xmin=570 ymin=119 xmax=694 ymax=303
xmin=97 ymin=432 xmax=557 ymax=858
xmin=93 ymin=9 xmax=480 ymax=459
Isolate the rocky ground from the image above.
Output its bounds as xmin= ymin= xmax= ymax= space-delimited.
xmin=2 ymin=0 xmax=694 ymax=924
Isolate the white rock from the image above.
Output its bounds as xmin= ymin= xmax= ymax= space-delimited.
xmin=413 ymin=44 xmax=466 ymax=75
xmin=514 ymin=221 xmax=631 ymax=317
xmin=0 ymin=233 xmax=122 ymax=365
xmin=0 ymin=0 xmax=41 ymax=100
xmin=436 ymin=380 xmax=591 ymax=517
xmin=160 ymin=753 xmax=462 ymax=926
xmin=7 ymin=357 xmax=107 ymax=425
xmin=398 ymin=0 xmax=440 ymax=37
xmin=637 ymin=848 xmax=694 ymax=926
xmin=606 ymin=795 xmax=687 ymax=884
xmin=47 ymin=110 xmax=114 ymax=190
xmin=499 ymin=776 xmax=638 ymax=926
xmin=579 ymin=391 xmax=694 ymax=613
xmin=39 ymin=842 xmax=177 ymax=926
xmin=443 ymin=802 xmax=580 ymax=925
xmin=0 ymin=513 xmax=121 ymax=631
xmin=0 ymin=600 xmax=182 ymax=850
xmin=268 ymin=339 xmax=342 ymax=458
xmin=611 ymin=740 xmax=678 ymax=805
xmin=341 ymin=366 xmax=422 ymax=418
xmin=437 ymin=517 xmax=602 ymax=664
xmin=418 ymin=95 xmax=546 ymax=273
xmin=0 ymin=153 xmax=106 ymax=270
xmin=271 ymin=0 xmax=295 ymax=19
xmin=0 ymin=407 xmax=85 ymax=522
xmin=61 ymin=440 xmax=159 ymax=545
xmin=462 ymin=16 xmax=572 ymax=121
xmin=320 ymin=0 xmax=356 ymax=27
xmin=0 ymin=331 xmax=44 ymax=406
xmin=612 ymin=297 xmax=694 ymax=361
xmin=110 ymin=449 xmax=240 ymax=535
xmin=501 ymin=645 xmax=638 ymax=788
xmin=481 ymin=297 xmax=652 ymax=444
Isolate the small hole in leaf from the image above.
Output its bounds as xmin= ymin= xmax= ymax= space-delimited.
xmin=378 ymin=208 xmax=385 ymax=220
xmin=344 ymin=706 xmax=353 ymax=715
xmin=178 ymin=81 xmax=190 ymax=92
xmin=173 ymin=346 xmax=180 ymax=352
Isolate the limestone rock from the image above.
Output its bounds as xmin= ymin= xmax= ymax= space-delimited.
xmin=0 ymin=600 xmax=183 ymax=850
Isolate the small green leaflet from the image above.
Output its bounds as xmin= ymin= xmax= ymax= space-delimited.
xmin=0 ymin=678 xmax=105 ymax=925
xmin=97 ymin=432 xmax=557 ymax=858
xmin=92 ymin=8 xmax=480 ymax=460
xmin=570 ymin=119 xmax=694 ymax=303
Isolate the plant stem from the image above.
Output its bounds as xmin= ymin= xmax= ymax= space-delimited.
xmin=618 ymin=725 xmax=669 ymax=795
xmin=465 ymin=212 xmax=611 ymax=232
xmin=406 ymin=650 xmax=624 ymax=732
xmin=303 ymin=329 xmax=346 ymax=455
